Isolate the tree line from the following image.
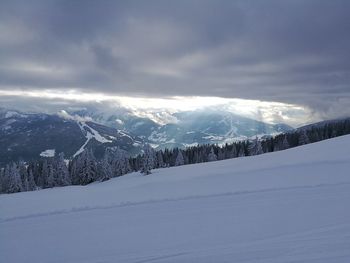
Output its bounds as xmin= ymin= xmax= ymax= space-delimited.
xmin=1 ymin=118 xmax=350 ymax=194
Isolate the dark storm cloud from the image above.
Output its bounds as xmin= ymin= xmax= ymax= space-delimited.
xmin=0 ymin=0 xmax=349 ymax=118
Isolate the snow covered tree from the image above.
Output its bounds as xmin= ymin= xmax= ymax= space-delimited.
xmin=100 ymin=150 xmax=113 ymax=181
xmin=175 ymin=150 xmax=185 ymax=166
xmin=27 ymin=168 xmax=36 ymax=191
xmin=71 ymin=149 xmax=98 ymax=185
xmin=273 ymin=135 xmax=285 ymax=152
xmin=298 ymin=130 xmax=310 ymax=145
xmin=156 ymin=151 xmax=164 ymax=168
xmin=207 ymin=147 xmax=217 ymax=162
xmin=281 ymin=135 xmax=290 ymax=150
xmin=227 ymin=144 xmax=237 ymax=159
xmin=40 ymin=160 xmax=49 ymax=188
xmin=81 ymin=149 xmax=98 ymax=185
xmin=238 ymin=145 xmax=245 ymax=157
xmin=249 ymin=137 xmax=263 ymax=156
xmin=217 ymin=147 xmax=225 ymax=160
xmin=141 ymin=144 xmax=155 ymax=175
xmin=46 ymin=162 xmax=55 ymax=188
xmin=29 ymin=162 xmax=41 ymax=188
xmin=107 ymin=147 xmax=131 ymax=177
xmin=119 ymin=153 xmax=131 ymax=176
xmin=6 ymin=163 xmax=23 ymax=193
xmin=19 ymin=162 xmax=29 ymax=191
xmin=69 ymin=159 xmax=77 ymax=185
xmin=54 ymin=153 xmax=71 ymax=186
xmin=0 ymin=167 xmax=8 ymax=194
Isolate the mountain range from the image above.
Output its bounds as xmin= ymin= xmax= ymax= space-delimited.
xmin=0 ymin=108 xmax=143 ymax=165
xmin=0 ymin=107 xmax=293 ymax=165
xmin=67 ymin=107 xmax=293 ymax=148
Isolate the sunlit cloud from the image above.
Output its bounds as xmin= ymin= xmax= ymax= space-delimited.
xmin=0 ymin=0 xmax=349 ymax=123
xmin=0 ymin=89 xmax=311 ymax=127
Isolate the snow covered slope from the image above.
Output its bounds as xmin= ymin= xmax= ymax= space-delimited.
xmin=0 ymin=109 xmax=143 ymax=164
xmin=1 ymin=135 xmax=350 ymax=262
xmin=70 ymin=107 xmax=292 ymax=149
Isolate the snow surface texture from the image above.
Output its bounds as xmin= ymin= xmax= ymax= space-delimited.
xmin=39 ymin=149 xmax=55 ymax=157
xmin=1 ymin=135 xmax=350 ymax=262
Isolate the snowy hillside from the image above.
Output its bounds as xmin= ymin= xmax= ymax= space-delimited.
xmin=1 ymin=135 xmax=350 ymax=262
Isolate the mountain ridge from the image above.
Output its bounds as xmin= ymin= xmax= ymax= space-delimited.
xmin=68 ymin=107 xmax=293 ymax=149
xmin=0 ymin=108 xmax=143 ymax=165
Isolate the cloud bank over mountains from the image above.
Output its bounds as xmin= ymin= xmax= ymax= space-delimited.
xmin=0 ymin=0 xmax=349 ymax=122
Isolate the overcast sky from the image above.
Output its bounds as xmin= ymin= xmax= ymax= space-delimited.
xmin=0 ymin=0 xmax=349 ymax=123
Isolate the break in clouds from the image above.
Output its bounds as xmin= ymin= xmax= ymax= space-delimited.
xmin=0 ymin=0 xmax=349 ymax=122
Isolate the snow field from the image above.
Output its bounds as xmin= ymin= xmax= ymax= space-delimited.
xmin=1 ymin=135 xmax=350 ymax=262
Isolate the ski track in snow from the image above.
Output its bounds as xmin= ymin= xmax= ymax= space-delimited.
xmin=73 ymin=121 xmax=112 ymax=157
xmin=1 ymin=135 xmax=350 ymax=263
xmin=85 ymin=123 xmax=112 ymax=144
xmin=1 ymin=181 xmax=349 ymax=223
xmin=1 ymin=182 xmax=350 ymax=263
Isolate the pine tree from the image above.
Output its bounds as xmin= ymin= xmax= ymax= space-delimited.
xmin=40 ymin=160 xmax=49 ymax=188
xmin=70 ymin=158 xmax=79 ymax=185
xmin=249 ymin=137 xmax=263 ymax=155
xmin=77 ymin=149 xmax=98 ymax=185
xmin=175 ymin=150 xmax=185 ymax=166
xmin=228 ymin=144 xmax=237 ymax=159
xmin=141 ymin=144 xmax=155 ymax=175
xmin=27 ymin=168 xmax=36 ymax=191
xmin=238 ymin=145 xmax=245 ymax=157
xmin=207 ymin=147 xmax=217 ymax=162
xmin=69 ymin=149 xmax=97 ymax=185
xmin=298 ymin=130 xmax=310 ymax=145
xmin=101 ymin=151 xmax=113 ymax=181
xmin=107 ymin=147 xmax=131 ymax=177
xmin=7 ymin=163 xmax=23 ymax=193
xmin=30 ymin=162 xmax=41 ymax=187
xmin=0 ymin=167 xmax=7 ymax=193
xmin=156 ymin=151 xmax=164 ymax=168
xmin=54 ymin=153 xmax=71 ymax=186
xmin=281 ymin=135 xmax=290 ymax=150
xmin=19 ymin=162 xmax=29 ymax=191
xmin=217 ymin=147 xmax=226 ymax=160
xmin=46 ymin=162 xmax=55 ymax=188
xmin=120 ymin=154 xmax=131 ymax=175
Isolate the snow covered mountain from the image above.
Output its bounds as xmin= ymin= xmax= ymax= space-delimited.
xmin=69 ymin=107 xmax=293 ymax=149
xmin=1 ymin=135 xmax=350 ymax=262
xmin=0 ymin=108 xmax=143 ymax=165
xmin=297 ymin=117 xmax=350 ymax=131
xmin=0 ymin=106 xmax=292 ymax=163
